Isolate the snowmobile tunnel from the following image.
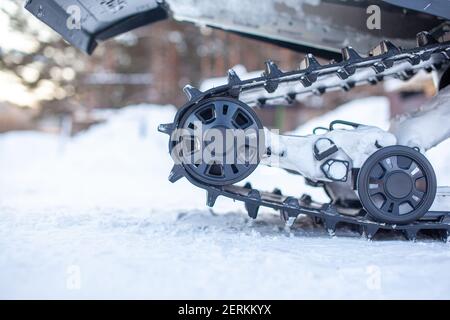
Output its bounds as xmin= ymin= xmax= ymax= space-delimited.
xmin=25 ymin=0 xmax=449 ymax=57
xmin=24 ymin=0 xmax=168 ymax=55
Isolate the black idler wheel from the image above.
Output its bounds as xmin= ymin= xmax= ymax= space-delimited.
xmin=357 ymin=146 xmax=437 ymax=224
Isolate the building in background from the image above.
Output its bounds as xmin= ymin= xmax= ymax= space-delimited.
xmin=0 ymin=1 xmax=436 ymax=134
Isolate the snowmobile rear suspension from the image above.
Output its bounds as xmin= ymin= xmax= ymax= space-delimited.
xmin=159 ymin=33 xmax=450 ymax=241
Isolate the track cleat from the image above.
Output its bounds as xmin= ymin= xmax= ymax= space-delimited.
xmin=206 ymin=190 xmax=220 ymax=207
xmin=245 ymin=189 xmax=261 ymax=219
xmin=281 ymin=197 xmax=301 ymax=223
xmin=183 ymin=85 xmax=203 ymax=101
xmin=363 ymin=225 xmax=380 ymax=240
xmin=168 ymin=165 xmax=184 ymax=183
xmin=227 ymin=69 xmax=242 ymax=86
xmin=158 ymin=123 xmax=174 ymax=135
xmin=417 ymin=31 xmax=439 ymax=47
xmin=341 ymin=46 xmax=362 ymax=62
xmin=403 ymin=229 xmax=418 ymax=242
xmin=285 ymin=217 xmax=297 ymax=229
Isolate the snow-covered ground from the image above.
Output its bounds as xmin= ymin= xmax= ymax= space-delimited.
xmin=1 ymin=97 xmax=450 ymax=299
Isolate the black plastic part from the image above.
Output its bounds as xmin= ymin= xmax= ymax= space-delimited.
xmin=168 ymin=165 xmax=184 ymax=183
xmin=25 ymin=0 xmax=168 ymax=55
xmin=158 ymin=123 xmax=174 ymax=135
xmin=321 ymin=159 xmax=350 ymax=182
xmin=183 ymin=85 xmax=203 ymax=102
xmin=403 ymin=228 xmax=419 ymax=241
xmin=416 ymin=31 xmax=439 ymax=47
xmin=244 ymin=182 xmax=253 ymax=190
xmin=207 ymin=190 xmax=220 ymax=207
xmin=272 ymin=188 xmax=283 ymax=196
xmin=245 ymin=189 xmax=261 ymax=219
xmin=341 ymin=47 xmax=363 ymax=62
xmin=363 ymin=225 xmax=380 ymax=240
xmin=280 ymin=197 xmax=301 ymax=222
xmin=301 ymin=54 xmax=322 ymax=70
xmin=322 ymin=204 xmax=340 ymax=235
xmin=263 ymin=61 xmax=283 ymax=93
xmin=357 ymin=146 xmax=437 ymax=224
xmin=227 ymin=69 xmax=242 ymax=86
xmin=313 ymin=138 xmax=339 ymax=161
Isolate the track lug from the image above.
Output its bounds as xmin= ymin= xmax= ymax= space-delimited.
xmin=403 ymin=229 xmax=418 ymax=242
xmin=322 ymin=204 xmax=339 ymax=235
xmin=245 ymin=189 xmax=261 ymax=219
xmin=324 ymin=218 xmax=338 ymax=237
xmin=327 ymin=227 xmax=336 ymax=237
xmin=363 ymin=225 xmax=379 ymax=240
xmin=383 ymin=40 xmax=401 ymax=55
xmin=183 ymin=85 xmax=203 ymax=101
xmin=341 ymin=81 xmax=355 ymax=91
xmin=206 ymin=190 xmax=220 ymax=207
xmin=381 ymin=59 xmax=394 ymax=69
xmin=281 ymin=197 xmax=300 ymax=222
xmin=244 ymin=182 xmax=253 ymax=190
xmin=272 ymin=188 xmax=283 ymax=196
xmin=336 ymin=68 xmax=350 ymax=80
xmin=300 ymin=194 xmax=312 ymax=205
xmin=263 ymin=61 xmax=282 ymax=92
xmin=372 ymin=62 xmax=386 ymax=74
xmin=158 ymin=123 xmax=174 ymax=135
xmin=300 ymin=54 xmax=321 ymax=70
xmin=299 ymin=54 xmax=320 ymax=87
xmin=341 ymin=47 xmax=362 ymax=62
xmin=264 ymin=80 xmax=279 ymax=93
xmin=168 ymin=165 xmax=184 ymax=183
xmin=371 ymin=40 xmax=400 ymax=56
xmin=227 ymin=69 xmax=242 ymax=86
xmin=227 ymin=70 xmax=242 ymax=97
xmin=367 ymin=77 xmax=379 ymax=85
xmin=397 ymin=69 xmax=415 ymax=81
xmin=257 ymin=98 xmax=268 ymax=107
xmin=264 ymin=60 xmax=283 ymax=77
xmin=299 ymin=75 xmax=315 ymax=87
xmin=420 ymin=51 xmax=432 ymax=62
xmin=285 ymin=92 xmax=297 ymax=104
xmin=285 ymin=217 xmax=297 ymax=228
xmin=417 ymin=31 xmax=438 ymax=47
xmin=313 ymin=87 xmax=326 ymax=96
xmin=407 ymin=54 xmax=421 ymax=66
xmin=441 ymin=230 xmax=450 ymax=243
xmin=257 ymin=98 xmax=267 ymax=107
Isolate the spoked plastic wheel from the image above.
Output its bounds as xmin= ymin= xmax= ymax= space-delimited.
xmin=173 ymin=97 xmax=264 ymax=186
xmin=357 ymin=146 xmax=437 ymax=224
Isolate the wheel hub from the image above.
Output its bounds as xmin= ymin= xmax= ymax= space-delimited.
xmin=385 ymin=171 xmax=413 ymax=199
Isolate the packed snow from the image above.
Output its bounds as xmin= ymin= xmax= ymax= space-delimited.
xmin=1 ymin=97 xmax=450 ymax=299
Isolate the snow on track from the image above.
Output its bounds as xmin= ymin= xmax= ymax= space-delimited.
xmin=1 ymin=99 xmax=450 ymax=299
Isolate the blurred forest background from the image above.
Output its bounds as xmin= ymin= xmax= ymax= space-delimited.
xmin=0 ymin=0 xmax=435 ymax=135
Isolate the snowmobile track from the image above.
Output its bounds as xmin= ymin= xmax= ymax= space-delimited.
xmin=171 ymin=164 xmax=450 ymax=242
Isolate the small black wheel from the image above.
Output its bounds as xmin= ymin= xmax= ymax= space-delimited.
xmin=173 ymin=97 xmax=264 ymax=186
xmin=357 ymin=146 xmax=437 ymax=224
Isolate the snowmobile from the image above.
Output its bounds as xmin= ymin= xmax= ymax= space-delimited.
xmin=26 ymin=0 xmax=450 ymax=240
